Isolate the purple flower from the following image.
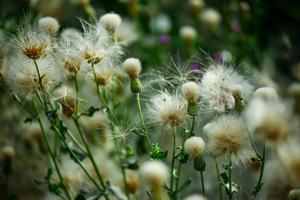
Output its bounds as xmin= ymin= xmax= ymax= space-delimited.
xmin=213 ymin=52 xmax=224 ymax=63
xmin=190 ymin=62 xmax=202 ymax=75
xmin=231 ymin=20 xmax=241 ymax=32
xmin=159 ymin=34 xmax=171 ymax=45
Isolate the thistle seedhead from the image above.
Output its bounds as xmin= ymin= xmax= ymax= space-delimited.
xmin=204 ymin=115 xmax=253 ymax=164
xmin=14 ymin=22 xmax=52 ymax=60
xmin=184 ymin=136 xmax=205 ymax=157
xmin=140 ymin=160 xmax=169 ymax=189
xmin=123 ymin=58 xmax=141 ymax=78
xmin=53 ymin=86 xmax=76 ymax=117
xmin=38 ymin=16 xmax=60 ymax=36
xmin=147 ymin=91 xmax=188 ymax=128
xmin=99 ymin=13 xmax=122 ymax=33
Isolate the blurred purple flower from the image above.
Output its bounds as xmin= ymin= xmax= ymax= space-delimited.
xmin=231 ymin=20 xmax=241 ymax=32
xmin=84 ymin=130 xmax=92 ymax=139
xmin=159 ymin=34 xmax=171 ymax=45
xmin=190 ymin=62 xmax=202 ymax=75
xmin=213 ymin=52 xmax=224 ymax=63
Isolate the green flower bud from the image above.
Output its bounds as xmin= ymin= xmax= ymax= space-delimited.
xmin=194 ymin=155 xmax=206 ymax=171
xmin=131 ymin=78 xmax=142 ymax=93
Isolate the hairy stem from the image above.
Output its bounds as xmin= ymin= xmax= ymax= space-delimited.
xmin=215 ymin=158 xmax=223 ymax=200
xmin=33 ymin=99 xmax=71 ymax=200
xmin=121 ymin=168 xmax=131 ymax=200
xmin=136 ymin=93 xmax=151 ymax=149
xmin=200 ymin=171 xmax=205 ymax=196
xmin=252 ymin=142 xmax=266 ymax=197
xmin=228 ymin=156 xmax=233 ymax=200
xmin=170 ymin=128 xmax=177 ymax=199
xmin=72 ymin=116 xmax=110 ymax=200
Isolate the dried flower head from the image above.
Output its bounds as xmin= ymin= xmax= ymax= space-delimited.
xmin=182 ymin=81 xmax=200 ymax=104
xmin=288 ymin=82 xmax=300 ymax=100
xmin=38 ymin=16 xmax=60 ymax=36
xmin=13 ymin=22 xmax=52 ymax=59
xmin=254 ymin=87 xmax=278 ymax=101
xmin=184 ymin=136 xmax=206 ymax=157
xmin=189 ymin=0 xmax=205 ymax=11
xmin=92 ymin=61 xmax=114 ymax=86
xmin=53 ymin=86 xmax=76 ymax=117
xmin=244 ymin=97 xmax=289 ymax=143
xmin=147 ymin=91 xmax=187 ymax=128
xmin=204 ymin=115 xmax=253 ymax=163
xmin=4 ymin=54 xmax=60 ymax=97
xmin=80 ymin=20 xmax=123 ymax=65
xmin=200 ymin=64 xmax=253 ymax=113
xmin=140 ymin=160 xmax=169 ymax=189
xmin=123 ymin=58 xmax=141 ymax=78
xmin=99 ymin=13 xmax=122 ymax=33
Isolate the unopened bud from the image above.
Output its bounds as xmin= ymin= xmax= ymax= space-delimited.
xmin=188 ymin=102 xmax=199 ymax=116
xmin=194 ymin=155 xmax=206 ymax=171
xmin=289 ymin=189 xmax=300 ymax=200
xmin=130 ymin=78 xmax=142 ymax=93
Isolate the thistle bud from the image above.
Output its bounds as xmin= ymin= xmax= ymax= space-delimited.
xmin=130 ymin=77 xmax=142 ymax=93
xmin=193 ymin=155 xmax=206 ymax=171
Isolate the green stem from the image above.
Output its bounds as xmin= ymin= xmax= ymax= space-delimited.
xmin=136 ymin=93 xmax=151 ymax=149
xmin=72 ymin=116 xmax=110 ymax=200
xmin=190 ymin=116 xmax=195 ymax=136
xmin=33 ymin=59 xmax=43 ymax=90
xmin=200 ymin=171 xmax=205 ymax=196
xmin=170 ymin=128 xmax=177 ymax=199
xmin=33 ymin=99 xmax=71 ymax=200
xmin=228 ymin=156 xmax=233 ymax=200
xmin=215 ymin=158 xmax=223 ymax=200
xmin=252 ymin=142 xmax=266 ymax=197
xmin=121 ymin=168 xmax=131 ymax=200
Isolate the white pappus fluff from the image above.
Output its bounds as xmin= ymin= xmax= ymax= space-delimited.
xmin=139 ymin=160 xmax=169 ymax=189
xmin=147 ymin=91 xmax=188 ymax=128
xmin=184 ymin=136 xmax=206 ymax=157
xmin=200 ymin=64 xmax=253 ymax=113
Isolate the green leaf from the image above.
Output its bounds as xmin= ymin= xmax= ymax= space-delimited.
xmin=60 ymin=147 xmax=87 ymax=162
xmin=130 ymin=127 xmax=145 ymax=137
xmin=80 ymin=106 xmax=100 ymax=117
xmin=150 ymin=143 xmax=168 ymax=160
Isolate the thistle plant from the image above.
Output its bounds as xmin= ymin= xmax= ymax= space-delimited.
xmin=1 ymin=8 xmax=299 ymax=200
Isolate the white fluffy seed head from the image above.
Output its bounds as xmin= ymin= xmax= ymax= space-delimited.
xmin=53 ymin=86 xmax=76 ymax=117
xmin=2 ymin=146 xmax=15 ymax=159
xmin=3 ymin=54 xmax=61 ymax=97
xmin=147 ymin=91 xmax=188 ymax=128
xmin=140 ymin=161 xmax=169 ymax=189
xmin=184 ymin=136 xmax=205 ymax=157
xmin=244 ymin=98 xmax=289 ymax=143
xmin=38 ymin=16 xmax=60 ymax=36
xmin=189 ymin=0 xmax=205 ymax=11
xmin=180 ymin=26 xmax=197 ymax=42
xmin=288 ymin=82 xmax=300 ymax=99
xmin=123 ymin=58 xmax=141 ymax=78
xmin=200 ymin=64 xmax=253 ymax=113
xmin=204 ymin=115 xmax=253 ymax=164
xmin=254 ymin=87 xmax=278 ymax=101
xmin=99 ymin=13 xmax=122 ymax=33
xmin=201 ymin=8 xmax=221 ymax=28
xmin=183 ymin=194 xmax=207 ymax=200
xmin=182 ymin=81 xmax=200 ymax=103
